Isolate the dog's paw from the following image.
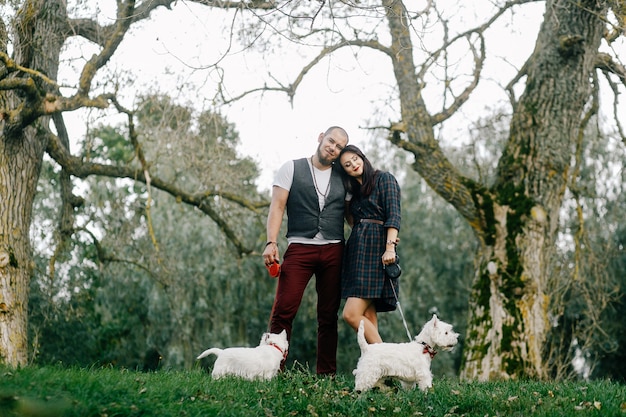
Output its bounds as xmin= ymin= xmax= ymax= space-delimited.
xmin=417 ymin=383 xmax=433 ymax=392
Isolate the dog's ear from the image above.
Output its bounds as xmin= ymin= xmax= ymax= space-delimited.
xmin=279 ymin=329 xmax=287 ymax=337
xmin=432 ymin=314 xmax=438 ymax=326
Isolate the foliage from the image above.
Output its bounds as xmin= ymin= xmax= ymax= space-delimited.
xmin=28 ymin=159 xmax=103 ymax=366
xmin=1 ymin=365 xmax=625 ymax=417
xmin=28 ymin=127 xmax=476 ymax=376
xmin=544 ymin=123 xmax=626 ymax=380
xmin=29 ymin=96 xmax=626 ymax=383
xmin=29 ymin=96 xmax=271 ymax=369
xmin=592 ymin=223 xmax=626 ymax=381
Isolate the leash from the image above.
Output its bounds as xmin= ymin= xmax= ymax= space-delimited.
xmin=389 ymin=278 xmax=413 ymax=341
xmin=267 ymin=280 xmax=279 ymax=333
xmin=391 ymin=280 xmax=438 ymax=357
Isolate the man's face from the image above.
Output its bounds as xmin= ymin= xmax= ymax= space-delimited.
xmin=316 ymin=129 xmax=348 ymax=166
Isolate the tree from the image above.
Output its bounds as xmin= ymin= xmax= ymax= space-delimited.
xmin=1 ymin=0 xmax=624 ymax=380
xmin=28 ymin=94 xmax=271 ymax=369
xmin=208 ymin=0 xmax=625 ymax=380
xmin=0 ymin=0 xmax=273 ymax=367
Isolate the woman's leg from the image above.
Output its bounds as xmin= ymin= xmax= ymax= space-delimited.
xmin=343 ymin=297 xmax=382 ymax=343
xmin=363 ymin=302 xmax=378 ymax=333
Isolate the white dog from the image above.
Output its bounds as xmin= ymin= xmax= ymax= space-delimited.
xmin=353 ymin=314 xmax=459 ymax=392
xmin=196 ymin=330 xmax=288 ymax=381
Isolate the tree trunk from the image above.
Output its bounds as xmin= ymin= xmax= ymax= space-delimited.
xmin=0 ymin=0 xmax=66 ymax=366
xmin=0 ymin=130 xmax=44 ymax=366
xmin=460 ymin=0 xmax=607 ymax=380
xmin=460 ymin=201 xmax=554 ymax=380
xmin=385 ymin=0 xmax=609 ymax=379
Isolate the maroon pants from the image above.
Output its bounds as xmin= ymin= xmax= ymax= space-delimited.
xmin=269 ymin=242 xmax=343 ymax=375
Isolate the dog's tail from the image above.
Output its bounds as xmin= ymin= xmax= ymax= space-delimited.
xmin=196 ymin=348 xmax=222 ymax=360
xmin=357 ymin=320 xmax=368 ymax=353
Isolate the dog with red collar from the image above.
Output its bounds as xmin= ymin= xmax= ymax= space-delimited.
xmin=197 ymin=330 xmax=288 ymax=381
xmin=353 ymin=314 xmax=459 ymax=392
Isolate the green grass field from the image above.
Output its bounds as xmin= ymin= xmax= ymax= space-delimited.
xmin=1 ymin=365 xmax=625 ymax=416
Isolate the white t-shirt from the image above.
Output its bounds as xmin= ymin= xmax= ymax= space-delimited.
xmin=274 ymin=159 xmax=339 ymax=245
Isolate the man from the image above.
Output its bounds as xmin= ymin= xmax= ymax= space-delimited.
xmin=262 ymin=126 xmax=349 ymax=376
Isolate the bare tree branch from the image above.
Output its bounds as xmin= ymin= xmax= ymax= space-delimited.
xmin=80 ymin=226 xmax=170 ymax=287
xmin=602 ymin=71 xmax=626 ymax=146
xmin=596 ymin=52 xmax=626 ymax=87
xmin=505 ymin=57 xmax=529 ymax=109
xmin=595 ymin=52 xmax=626 ymax=146
xmin=431 ymin=32 xmax=485 ymax=125
xmin=220 ymin=38 xmax=391 ymax=104
xmin=606 ymin=0 xmax=626 ymax=42
xmin=76 ymin=1 xmax=136 ymax=97
xmin=217 ymin=0 xmax=537 ymax=130
xmin=45 ymin=126 xmax=267 ymax=256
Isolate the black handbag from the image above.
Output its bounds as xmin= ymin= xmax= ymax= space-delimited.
xmin=384 ymin=257 xmax=402 ymax=279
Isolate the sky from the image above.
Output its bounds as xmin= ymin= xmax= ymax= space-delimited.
xmin=59 ymin=1 xmax=623 ymax=192
xmin=76 ymin=1 xmax=410 ymax=190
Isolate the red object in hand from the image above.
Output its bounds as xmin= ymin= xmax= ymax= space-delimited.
xmin=266 ymin=261 xmax=281 ymax=277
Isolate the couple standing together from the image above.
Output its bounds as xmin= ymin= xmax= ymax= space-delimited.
xmin=261 ymin=126 xmax=401 ymax=376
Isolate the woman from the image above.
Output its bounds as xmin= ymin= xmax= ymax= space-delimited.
xmin=338 ymin=145 xmax=401 ymax=343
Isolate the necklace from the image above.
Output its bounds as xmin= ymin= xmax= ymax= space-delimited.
xmin=309 ymin=157 xmax=331 ymax=199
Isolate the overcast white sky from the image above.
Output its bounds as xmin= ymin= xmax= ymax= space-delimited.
xmin=60 ymin=1 xmax=623 ymax=191
xmin=62 ymin=1 xmax=406 ymax=190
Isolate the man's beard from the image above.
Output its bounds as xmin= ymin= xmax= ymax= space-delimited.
xmin=316 ymin=146 xmax=334 ymax=166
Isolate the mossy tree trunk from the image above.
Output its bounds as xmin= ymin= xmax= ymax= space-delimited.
xmin=461 ymin=0 xmax=607 ymax=380
xmin=0 ymin=0 xmax=65 ymax=367
xmin=384 ymin=0 xmax=608 ymax=379
xmin=0 ymin=131 xmax=43 ymax=366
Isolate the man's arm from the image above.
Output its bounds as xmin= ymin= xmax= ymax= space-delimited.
xmin=263 ymin=186 xmax=289 ymax=264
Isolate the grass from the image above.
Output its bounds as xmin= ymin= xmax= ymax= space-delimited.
xmin=1 ymin=365 xmax=625 ymax=416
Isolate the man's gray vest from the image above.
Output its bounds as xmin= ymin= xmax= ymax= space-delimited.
xmin=286 ymin=158 xmax=345 ymax=240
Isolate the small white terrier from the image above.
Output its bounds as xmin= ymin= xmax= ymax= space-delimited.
xmin=196 ymin=329 xmax=288 ymax=381
xmin=353 ymin=314 xmax=459 ymax=392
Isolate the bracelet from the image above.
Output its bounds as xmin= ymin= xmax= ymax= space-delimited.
xmin=386 ymin=240 xmax=397 ymax=246
xmin=265 ymin=241 xmax=277 ymax=247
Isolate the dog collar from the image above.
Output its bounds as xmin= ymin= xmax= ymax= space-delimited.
xmin=269 ymin=343 xmax=288 ymax=360
xmin=419 ymin=342 xmax=437 ymax=358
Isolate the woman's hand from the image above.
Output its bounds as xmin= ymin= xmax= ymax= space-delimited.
xmin=381 ymin=248 xmax=396 ymax=265
xmin=382 ymin=233 xmax=398 ymax=265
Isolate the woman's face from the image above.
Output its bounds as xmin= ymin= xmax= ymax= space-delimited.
xmin=340 ymin=152 xmax=363 ymax=178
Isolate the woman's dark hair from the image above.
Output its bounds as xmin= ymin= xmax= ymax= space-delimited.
xmin=338 ymin=145 xmax=380 ymax=199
